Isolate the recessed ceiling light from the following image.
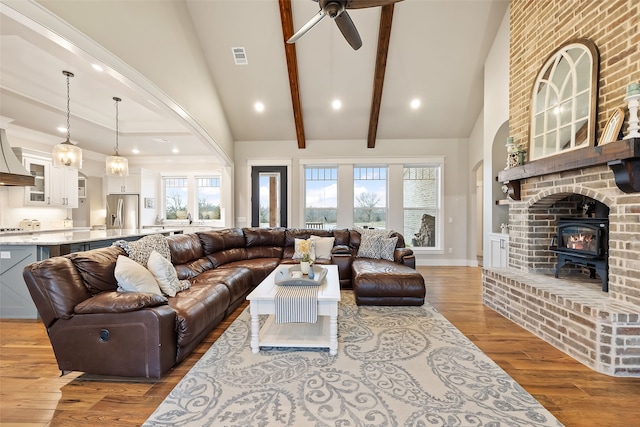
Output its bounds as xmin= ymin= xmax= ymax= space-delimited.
xmin=254 ymin=101 xmax=265 ymax=113
xmin=57 ymin=126 xmax=67 ymax=133
xmin=332 ymin=99 xmax=342 ymax=110
xmin=172 ymin=148 xmax=179 ymax=154
xmin=91 ymin=64 xmax=104 ymax=72
xmin=132 ymin=148 xmax=140 ymax=154
xmin=410 ymin=99 xmax=421 ymax=109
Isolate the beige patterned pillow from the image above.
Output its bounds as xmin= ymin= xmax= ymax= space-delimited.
xmin=147 ymin=251 xmax=191 ymax=297
xmin=293 ymin=238 xmax=316 ymax=260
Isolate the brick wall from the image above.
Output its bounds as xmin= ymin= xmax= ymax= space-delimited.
xmin=509 ymin=0 xmax=640 ymax=152
xmin=482 ymin=0 xmax=640 ymax=377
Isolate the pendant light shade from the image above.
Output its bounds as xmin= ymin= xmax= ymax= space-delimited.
xmin=106 ymin=97 xmax=129 ymax=177
xmin=52 ymin=71 xmax=82 ymax=169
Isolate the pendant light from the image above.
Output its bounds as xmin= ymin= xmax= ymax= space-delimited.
xmin=105 ymin=96 xmax=129 ymax=177
xmin=52 ymin=71 xmax=82 ymax=169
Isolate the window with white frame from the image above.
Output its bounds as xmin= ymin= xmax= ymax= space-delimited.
xmin=403 ymin=166 xmax=440 ymax=248
xmin=304 ymin=167 xmax=337 ymax=229
xmin=353 ymin=166 xmax=387 ymax=229
xmin=197 ymin=177 xmax=221 ymax=220
xmin=163 ymin=177 xmax=188 ymax=220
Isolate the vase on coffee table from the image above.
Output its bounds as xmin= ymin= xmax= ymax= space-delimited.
xmin=300 ymin=261 xmax=310 ymax=274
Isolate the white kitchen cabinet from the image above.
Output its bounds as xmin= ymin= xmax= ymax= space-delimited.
xmin=22 ymin=156 xmax=50 ymax=206
xmin=488 ymin=232 xmax=509 ymax=268
xmin=12 ymin=149 xmax=78 ymax=208
xmin=106 ymin=174 xmax=140 ymax=194
xmin=49 ymin=166 xmax=78 ymax=208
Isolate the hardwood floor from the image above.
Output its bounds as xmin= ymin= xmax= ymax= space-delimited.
xmin=1 ymin=266 xmax=639 ymax=426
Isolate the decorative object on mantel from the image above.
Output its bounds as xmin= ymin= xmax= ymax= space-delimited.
xmin=505 ymin=137 xmax=526 ymax=169
xmin=52 ymin=71 xmax=82 ymax=170
xmin=529 ymin=39 xmax=599 ymax=160
xmin=500 ymin=223 xmax=509 ymax=234
xmin=106 ymin=97 xmax=129 ymax=177
xmin=599 ymin=107 xmax=624 ymax=145
xmin=624 ymin=82 xmax=640 ymax=140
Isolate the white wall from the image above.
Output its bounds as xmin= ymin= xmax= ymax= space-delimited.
xmin=482 ymin=8 xmax=510 ymax=265
xmin=467 ymin=109 xmax=484 ymax=265
xmin=234 ymin=138 xmax=470 ymax=266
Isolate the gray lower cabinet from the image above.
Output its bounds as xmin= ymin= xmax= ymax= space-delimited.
xmin=0 ymin=245 xmax=38 ymax=319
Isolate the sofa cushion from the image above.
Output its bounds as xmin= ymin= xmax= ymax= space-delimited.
xmin=310 ymin=235 xmax=335 ymax=259
xmin=114 ymin=256 xmax=163 ymax=296
xmin=147 ymin=251 xmax=191 ymax=296
xmin=244 ymin=227 xmax=286 ymax=247
xmin=198 ymin=228 xmax=245 ymax=255
xmin=68 ymin=246 xmax=124 ymax=294
xmin=168 ymin=282 xmax=230 ymax=348
xmin=219 ymin=258 xmax=281 ymax=285
xmin=352 ymin=258 xmax=425 ymax=306
xmin=167 ymin=233 xmax=205 ymax=265
xmin=74 ymin=291 xmax=168 ymax=314
xmin=190 ymin=267 xmax=252 ymax=309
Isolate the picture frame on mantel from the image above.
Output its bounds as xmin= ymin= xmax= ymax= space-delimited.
xmin=599 ymin=107 xmax=624 ymax=146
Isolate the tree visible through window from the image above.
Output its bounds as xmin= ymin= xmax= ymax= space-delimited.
xmin=305 ymin=167 xmax=337 ymax=229
xmin=164 ymin=177 xmax=188 ymax=220
xmin=354 ymin=166 xmax=387 ymax=228
xmin=403 ymin=166 xmax=440 ymax=248
xmin=197 ymin=177 xmax=221 ymax=220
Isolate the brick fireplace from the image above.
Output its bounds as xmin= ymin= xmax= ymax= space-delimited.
xmin=483 ymin=148 xmax=640 ymax=376
xmin=482 ymin=0 xmax=640 ymax=377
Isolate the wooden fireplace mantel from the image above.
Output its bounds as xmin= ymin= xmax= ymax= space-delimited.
xmin=498 ymin=137 xmax=640 ymax=199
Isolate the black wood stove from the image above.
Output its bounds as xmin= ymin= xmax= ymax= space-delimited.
xmin=551 ymin=218 xmax=609 ymax=291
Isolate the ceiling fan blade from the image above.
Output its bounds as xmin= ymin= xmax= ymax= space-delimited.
xmin=346 ymin=0 xmax=403 ymax=9
xmin=287 ymin=10 xmax=327 ymax=44
xmin=334 ymin=11 xmax=362 ymax=50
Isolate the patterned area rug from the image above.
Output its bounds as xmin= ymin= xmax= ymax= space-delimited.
xmin=144 ymin=291 xmax=563 ymax=426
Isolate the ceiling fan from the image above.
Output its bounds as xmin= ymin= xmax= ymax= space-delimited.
xmin=287 ymin=0 xmax=403 ymax=50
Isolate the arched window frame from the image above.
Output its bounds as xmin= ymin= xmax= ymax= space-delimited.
xmin=530 ymin=39 xmax=599 ymax=160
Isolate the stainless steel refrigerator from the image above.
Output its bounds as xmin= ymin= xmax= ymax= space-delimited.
xmin=106 ymin=194 xmax=139 ymax=229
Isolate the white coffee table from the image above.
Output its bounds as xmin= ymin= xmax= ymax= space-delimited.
xmin=246 ymin=264 xmax=340 ymax=355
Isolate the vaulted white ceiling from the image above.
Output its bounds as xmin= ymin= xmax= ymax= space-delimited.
xmin=0 ymin=0 xmax=508 ymax=164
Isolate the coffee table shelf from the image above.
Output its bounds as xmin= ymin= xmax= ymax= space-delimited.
xmin=258 ymin=315 xmax=331 ymax=349
xmin=247 ymin=264 xmax=340 ymax=355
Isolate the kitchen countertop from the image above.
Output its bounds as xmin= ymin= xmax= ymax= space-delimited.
xmin=0 ymin=228 xmax=184 ymax=246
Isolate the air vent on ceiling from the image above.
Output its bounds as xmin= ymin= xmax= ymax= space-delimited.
xmin=231 ymin=47 xmax=248 ymax=65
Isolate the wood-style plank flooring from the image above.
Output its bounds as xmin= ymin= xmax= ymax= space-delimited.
xmin=1 ymin=266 xmax=639 ymax=426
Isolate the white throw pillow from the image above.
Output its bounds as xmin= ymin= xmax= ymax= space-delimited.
xmin=310 ymin=235 xmax=335 ymax=259
xmin=147 ymin=250 xmax=190 ymax=297
xmin=293 ymin=238 xmax=316 ymax=260
xmin=114 ymin=255 xmax=163 ymax=295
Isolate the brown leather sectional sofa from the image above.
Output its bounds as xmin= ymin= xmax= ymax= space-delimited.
xmin=22 ymin=227 xmax=425 ymax=378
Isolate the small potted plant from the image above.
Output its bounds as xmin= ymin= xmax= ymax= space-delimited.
xmin=300 ymin=252 xmax=312 ymax=274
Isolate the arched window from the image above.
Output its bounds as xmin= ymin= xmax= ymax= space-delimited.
xmin=530 ymin=39 xmax=599 ymax=160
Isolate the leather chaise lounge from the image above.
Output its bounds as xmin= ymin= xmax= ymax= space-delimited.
xmin=22 ymin=227 xmax=426 ymax=378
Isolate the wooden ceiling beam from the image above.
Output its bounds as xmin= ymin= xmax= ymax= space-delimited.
xmin=367 ymin=4 xmax=395 ymax=149
xmin=278 ymin=0 xmax=306 ymax=149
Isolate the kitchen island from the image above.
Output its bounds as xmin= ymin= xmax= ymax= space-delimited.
xmin=0 ymin=228 xmax=183 ymax=319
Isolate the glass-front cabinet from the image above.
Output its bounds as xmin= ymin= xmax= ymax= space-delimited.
xmin=12 ymin=148 xmax=78 ymax=208
xmin=23 ymin=157 xmax=50 ymax=206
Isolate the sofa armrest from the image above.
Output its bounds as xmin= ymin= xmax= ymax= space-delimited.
xmin=74 ymin=291 xmax=168 ymax=314
xmin=394 ymin=248 xmax=416 ymax=268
